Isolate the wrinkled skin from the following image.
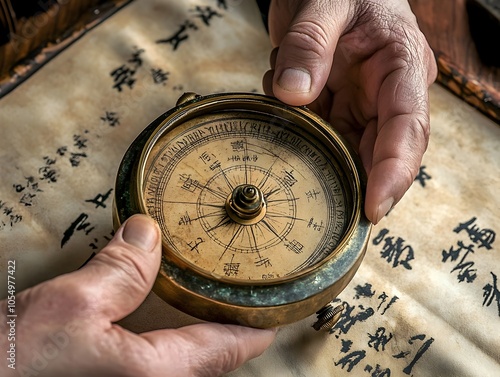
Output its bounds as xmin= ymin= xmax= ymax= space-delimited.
xmin=263 ymin=0 xmax=437 ymax=224
xmin=0 ymin=216 xmax=275 ymax=377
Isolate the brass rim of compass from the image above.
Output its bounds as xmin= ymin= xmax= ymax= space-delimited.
xmin=133 ymin=93 xmax=364 ymax=286
xmin=113 ymin=92 xmax=372 ymax=327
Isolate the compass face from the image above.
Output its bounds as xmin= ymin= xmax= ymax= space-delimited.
xmin=142 ymin=110 xmax=353 ymax=283
xmin=114 ymin=93 xmax=371 ymax=328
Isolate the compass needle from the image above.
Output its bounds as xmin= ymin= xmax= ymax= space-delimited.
xmin=244 ymin=138 xmax=249 ymax=185
xmin=219 ymin=224 xmax=244 ymax=261
xmin=201 ymin=185 xmax=228 ymax=201
xmin=218 ymin=166 xmax=235 ymax=192
xmin=260 ymin=219 xmax=284 ymax=240
xmin=249 ymin=224 xmax=260 ymax=252
xmin=162 ymin=200 xmax=223 ymax=207
xmin=256 ymin=160 xmax=277 ymax=190
xmin=114 ymin=92 xmax=371 ymax=329
xmin=264 ymin=186 xmax=281 ymax=199
xmin=205 ymin=216 xmax=232 ymax=233
xmin=266 ymin=212 xmax=304 ymax=222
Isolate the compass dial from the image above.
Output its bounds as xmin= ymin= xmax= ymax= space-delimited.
xmin=142 ymin=111 xmax=352 ymax=283
xmin=115 ymin=92 xmax=371 ymax=328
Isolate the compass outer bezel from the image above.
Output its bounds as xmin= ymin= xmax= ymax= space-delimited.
xmin=113 ymin=92 xmax=372 ymax=329
xmin=138 ymin=94 xmax=363 ymax=284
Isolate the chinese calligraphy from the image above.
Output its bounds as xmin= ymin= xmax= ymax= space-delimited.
xmin=441 ymin=217 xmax=498 ymax=316
xmin=156 ymin=5 xmax=223 ymax=50
xmin=372 ymin=228 xmax=415 ymax=270
xmin=61 ymin=189 xmax=114 ymax=249
xmin=332 ymin=282 xmax=432 ymax=375
xmin=442 ymin=217 xmax=496 ymax=283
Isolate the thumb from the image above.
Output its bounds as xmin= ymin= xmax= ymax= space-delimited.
xmin=72 ymin=214 xmax=161 ymax=321
xmin=143 ymin=323 xmax=276 ymax=377
xmin=271 ymin=1 xmax=349 ymax=106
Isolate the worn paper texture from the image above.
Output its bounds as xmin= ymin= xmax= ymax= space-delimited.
xmin=0 ymin=1 xmax=499 ymax=376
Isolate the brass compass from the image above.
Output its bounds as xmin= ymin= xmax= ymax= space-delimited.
xmin=113 ymin=92 xmax=372 ymax=329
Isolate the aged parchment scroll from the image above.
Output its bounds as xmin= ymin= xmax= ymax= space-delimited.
xmin=0 ymin=1 xmax=498 ymax=376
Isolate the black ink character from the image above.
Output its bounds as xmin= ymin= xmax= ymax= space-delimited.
xmin=110 ymin=48 xmax=144 ymax=92
xmin=61 ymin=213 xmax=95 ymax=248
xmin=305 ymin=189 xmax=320 ymax=202
xmin=151 ymin=68 xmax=169 ymax=85
xmin=368 ymin=327 xmax=393 ymax=351
xmin=178 ymin=212 xmax=192 ymax=226
xmin=73 ymin=134 xmax=88 ymax=149
xmin=285 ymin=239 xmax=304 ymax=254
xmin=255 ymin=256 xmax=272 ymax=268
xmin=56 ymin=146 xmax=68 ymax=156
xmin=230 ymin=140 xmax=245 ymax=152
xmin=110 ymin=65 xmax=136 ymax=92
xmin=353 ymin=283 xmax=375 ymax=299
xmin=190 ymin=6 xmax=223 ymax=26
xmin=69 ymin=152 xmax=87 ymax=167
xmin=454 ymin=217 xmax=496 ymax=250
xmin=14 ymin=176 xmax=42 ymax=207
xmin=364 ymin=364 xmax=392 ymax=377
xmin=335 ymin=350 xmax=366 ymax=372
xmin=483 ymin=272 xmax=500 ymax=316
xmin=393 ymin=334 xmax=434 ymax=375
xmin=180 ymin=174 xmax=199 ymax=192
xmin=156 ymin=20 xmax=198 ymax=50
xmin=85 ymin=189 xmax=113 ymax=209
xmin=414 ymin=165 xmax=431 ymax=187
xmin=39 ymin=156 xmax=58 ymax=183
xmin=101 ymin=111 xmax=120 ymax=126
xmin=373 ymin=228 xmax=414 ymax=270
xmin=282 ymin=169 xmax=297 ymax=187
xmin=377 ymin=292 xmax=399 ymax=315
xmin=340 ymin=339 xmax=353 ymax=353
xmin=128 ymin=48 xmax=145 ymax=68
xmin=442 ymin=240 xmax=477 ymax=283
xmin=188 ymin=237 xmax=204 ymax=253
xmin=223 ymin=254 xmax=240 ymax=277
xmin=0 ymin=201 xmax=22 ymax=228
xmin=217 ymin=0 xmax=228 ymax=9
xmin=331 ymin=302 xmax=375 ymax=338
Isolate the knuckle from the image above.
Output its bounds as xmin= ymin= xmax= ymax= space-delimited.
xmin=358 ymin=4 xmax=434 ymax=76
xmin=395 ymin=24 xmax=436 ymax=82
xmin=286 ymin=20 xmax=330 ymax=60
xmin=96 ymin=244 xmax=151 ymax=294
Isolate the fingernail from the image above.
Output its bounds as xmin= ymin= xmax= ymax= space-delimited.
xmin=277 ymin=68 xmax=311 ymax=93
xmin=375 ymin=197 xmax=394 ymax=225
xmin=122 ymin=215 xmax=159 ymax=252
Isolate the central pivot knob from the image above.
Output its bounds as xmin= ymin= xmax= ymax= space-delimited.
xmin=226 ymin=184 xmax=266 ymax=225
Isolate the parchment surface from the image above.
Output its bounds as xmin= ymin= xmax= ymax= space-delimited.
xmin=0 ymin=1 xmax=498 ymax=376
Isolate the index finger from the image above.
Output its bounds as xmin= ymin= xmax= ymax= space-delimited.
xmin=363 ymin=39 xmax=436 ymax=224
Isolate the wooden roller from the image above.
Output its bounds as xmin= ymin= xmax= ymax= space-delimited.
xmin=0 ymin=0 xmax=129 ymax=96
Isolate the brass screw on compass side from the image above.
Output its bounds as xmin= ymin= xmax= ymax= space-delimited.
xmin=312 ymin=302 xmax=345 ymax=331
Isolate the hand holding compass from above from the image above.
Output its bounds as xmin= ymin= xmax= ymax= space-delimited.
xmin=263 ymin=0 xmax=438 ymax=225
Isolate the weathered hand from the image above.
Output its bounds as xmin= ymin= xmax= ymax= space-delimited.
xmin=263 ymin=0 xmax=437 ymax=224
xmin=1 ymin=215 xmax=275 ymax=377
